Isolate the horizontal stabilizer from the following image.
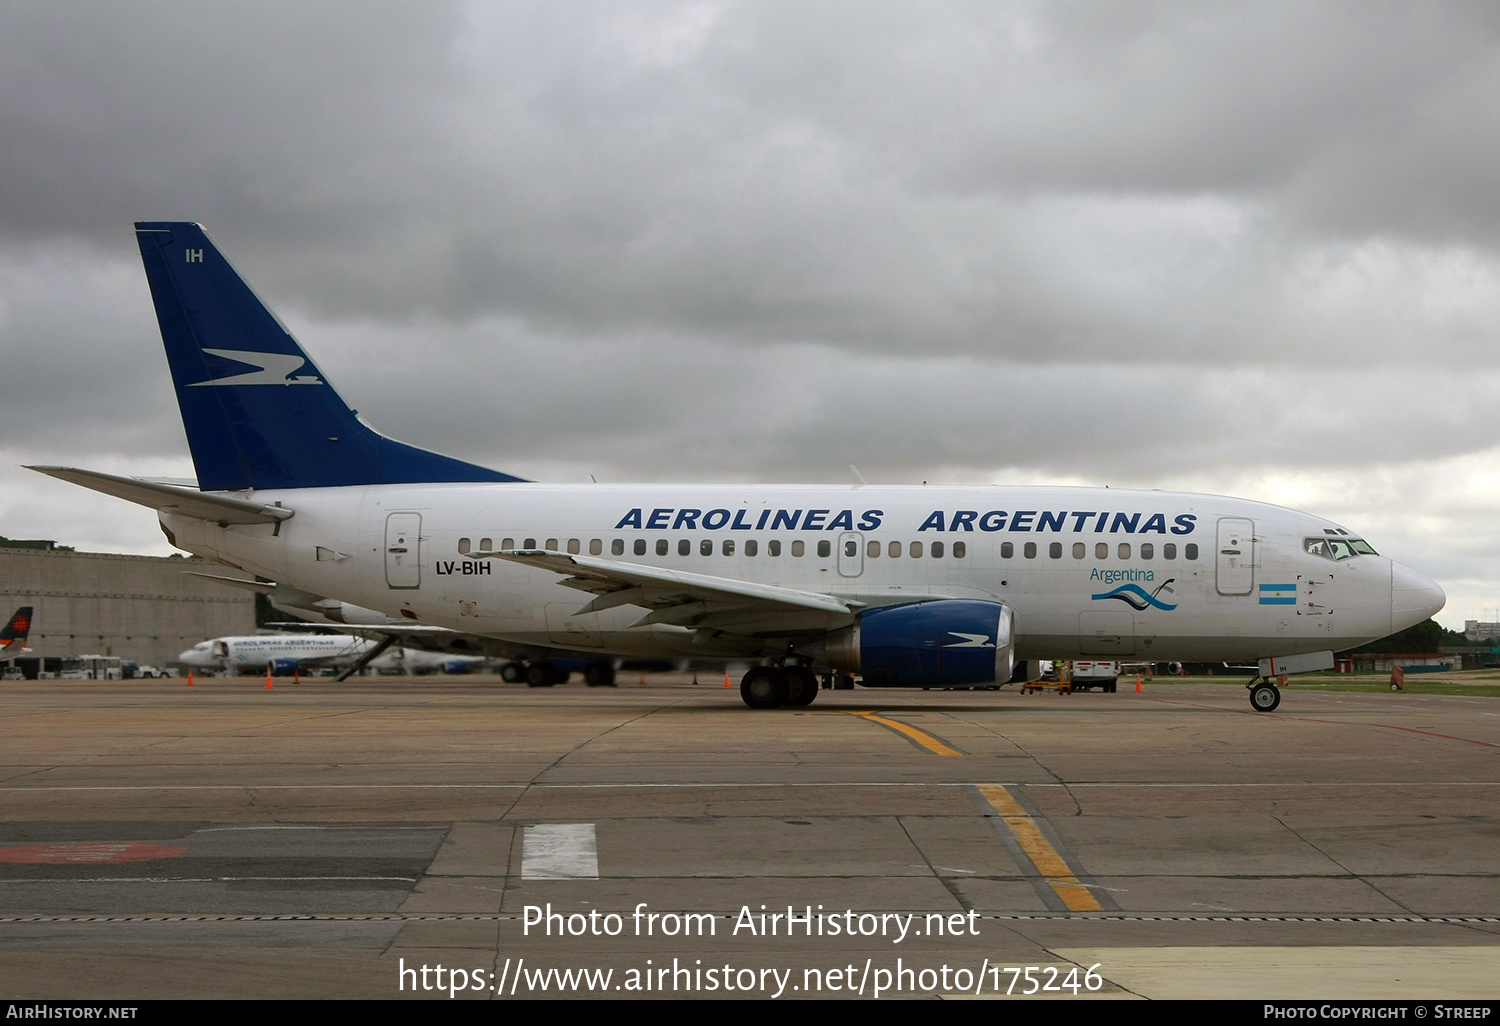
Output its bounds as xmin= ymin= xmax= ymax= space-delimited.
xmin=26 ymin=466 xmax=294 ymax=525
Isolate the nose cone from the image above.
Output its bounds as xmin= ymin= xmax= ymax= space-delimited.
xmin=1391 ymin=561 xmax=1446 ymax=632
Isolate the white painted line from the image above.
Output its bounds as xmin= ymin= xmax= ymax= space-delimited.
xmin=522 ymin=823 xmax=598 ymax=880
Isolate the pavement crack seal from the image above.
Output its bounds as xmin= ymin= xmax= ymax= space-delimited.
xmin=1274 ymin=815 xmax=1418 ymax=917
xmin=895 ymin=815 xmax=975 ymax=912
xmin=972 ymin=784 xmax=1113 ymax=913
xmin=844 ymin=710 xmax=965 ymax=756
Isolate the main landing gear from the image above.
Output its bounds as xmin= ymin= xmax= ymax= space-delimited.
xmin=1246 ymin=676 xmax=1281 ymax=712
xmin=740 ymin=665 xmax=820 ymax=709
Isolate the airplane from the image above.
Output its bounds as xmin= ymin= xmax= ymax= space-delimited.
xmin=177 ymin=633 xmax=483 ymax=677
xmin=183 ymin=570 xmax=615 ymax=685
xmin=0 ymin=606 xmax=33 ymax=655
xmin=30 ymin=222 xmax=1446 ymax=712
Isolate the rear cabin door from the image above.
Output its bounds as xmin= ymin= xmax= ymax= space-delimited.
xmin=1216 ymin=517 xmax=1255 ymax=596
xmin=385 ymin=513 xmax=422 ymax=589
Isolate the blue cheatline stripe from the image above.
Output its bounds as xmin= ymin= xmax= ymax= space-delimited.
xmin=1259 ymin=597 xmax=1297 ymax=605
xmin=1259 ymin=583 xmax=1296 ymax=591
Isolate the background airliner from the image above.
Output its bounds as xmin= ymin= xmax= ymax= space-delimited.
xmin=31 ymin=223 xmax=1445 ymax=711
xmin=177 ymin=633 xmax=482 ymax=677
xmin=0 ymin=607 xmax=33 ymax=655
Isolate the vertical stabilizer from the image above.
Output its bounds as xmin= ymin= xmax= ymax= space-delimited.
xmin=0 ymin=607 xmax=33 ymax=653
xmin=134 ymin=222 xmax=520 ymax=490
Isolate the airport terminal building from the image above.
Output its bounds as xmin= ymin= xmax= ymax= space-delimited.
xmin=0 ymin=540 xmax=255 ymax=671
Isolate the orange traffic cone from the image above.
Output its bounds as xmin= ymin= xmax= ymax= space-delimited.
xmin=1134 ymin=676 xmax=1143 ymax=693
xmin=723 ymin=671 xmax=731 ymax=688
xmin=294 ymin=669 xmax=300 ymax=684
xmin=264 ymin=669 xmax=274 ymax=690
xmin=186 ymin=672 xmax=194 ymax=687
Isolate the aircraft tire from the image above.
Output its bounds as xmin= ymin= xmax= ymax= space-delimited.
xmin=526 ymin=662 xmax=556 ymax=688
xmin=1250 ymin=682 xmax=1281 ymax=712
xmin=783 ymin=666 xmax=819 ymax=706
xmin=584 ymin=662 xmax=617 ymax=687
xmin=500 ymin=662 xmax=525 ymax=683
xmin=740 ymin=667 xmax=787 ymax=709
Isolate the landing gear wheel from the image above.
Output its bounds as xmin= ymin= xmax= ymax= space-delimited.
xmin=500 ymin=661 xmax=524 ymax=683
xmin=526 ymin=662 xmax=558 ymax=688
xmin=783 ymin=666 xmax=819 ymax=707
xmin=584 ymin=662 xmax=616 ymax=687
xmin=740 ymin=667 xmax=787 ymax=709
xmin=1249 ymin=682 xmax=1281 ymax=712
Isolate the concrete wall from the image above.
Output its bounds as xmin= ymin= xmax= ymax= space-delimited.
xmin=0 ymin=548 xmax=255 ymax=666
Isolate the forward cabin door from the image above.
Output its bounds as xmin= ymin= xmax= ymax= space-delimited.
xmin=1216 ymin=517 xmax=1255 ymax=596
xmin=385 ymin=513 xmax=422 ymax=589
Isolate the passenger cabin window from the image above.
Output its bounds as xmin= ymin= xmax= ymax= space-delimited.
xmin=769 ymin=540 xmax=782 ymax=557
xmin=745 ymin=540 xmax=758 ymax=556
xmin=590 ymin=539 xmax=602 ymax=556
xmin=817 ymin=540 xmax=831 ymax=558
xmin=458 ymin=537 xmax=471 ymax=554
xmin=567 ymin=538 xmax=580 ymax=555
xmin=867 ymin=540 xmax=880 ymax=558
xmin=523 ymin=538 xmax=536 ymax=549
xmin=1073 ymin=542 xmax=1085 ymax=559
xmin=701 ymin=539 xmax=714 ymax=556
xmin=723 ymin=540 xmax=735 ymax=556
xmin=931 ymin=541 xmax=944 ymax=558
xmin=889 ymin=541 xmax=901 ymax=558
xmin=657 ymin=539 xmax=669 ymax=556
xmin=1049 ymin=542 xmax=1062 ymax=559
xmin=1185 ymin=543 xmax=1199 ymax=560
xmin=501 ymin=538 xmax=514 ymax=550
xmin=1164 ymin=543 xmax=1177 ymax=559
xmin=1118 ymin=543 xmax=1130 ymax=559
xmin=1095 ymin=542 xmax=1108 ymax=559
xmin=1000 ymin=542 xmax=1013 ymax=558
xmin=678 ymin=539 xmax=691 ymax=556
xmin=634 ymin=539 xmax=647 ymax=556
xmin=846 ymin=540 xmax=859 ymax=557
xmin=1140 ymin=543 xmax=1153 ymax=559
xmin=791 ymin=540 xmax=805 ymax=557
xmin=1023 ymin=542 xmax=1036 ymax=559
xmin=612 ymin=539 xmax=625 ymax=556
xmin=910 ymin=541 xmax=922 ymax=558
xmin=954 ymin=541 xmax=966 ymax=558
xmin=479 ymin=537 xmax=492 ymax=551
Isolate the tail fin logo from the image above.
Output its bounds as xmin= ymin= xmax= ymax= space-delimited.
xmin=188 ymin=349 xmax=324 ymax=387
xmin=1 ymin=607 xmax=33 ymax=651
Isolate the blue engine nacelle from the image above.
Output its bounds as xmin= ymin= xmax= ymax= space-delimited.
xmin=266 ymin=658 xmax=300 ymax=676
xmin=440 ymin=659 xmax=473 ymax=674
xmin=808 ymin=600 xmax=1015 ymax=687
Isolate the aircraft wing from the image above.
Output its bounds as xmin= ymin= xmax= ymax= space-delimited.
xmin=26 ymin=467 xmax=293 ymax=525
xmin=483 ymin=549 xmax=860 ymax=631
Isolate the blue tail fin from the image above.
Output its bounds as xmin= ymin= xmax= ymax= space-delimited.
xmin=134 ymin=222 xmax=520 ymax=491
xmin=0 ymin=607 xmax=32 ymax=650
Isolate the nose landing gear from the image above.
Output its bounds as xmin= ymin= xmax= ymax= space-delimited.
xmin=1247 ymin=677 xmax=1281 ymax=712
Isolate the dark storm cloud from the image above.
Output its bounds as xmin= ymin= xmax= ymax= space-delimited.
xmin=4 ymin=2 xmax=1500 ymax=366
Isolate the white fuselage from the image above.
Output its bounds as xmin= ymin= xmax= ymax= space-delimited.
xmin=160 ymin=483 xmax=1444 ymax=666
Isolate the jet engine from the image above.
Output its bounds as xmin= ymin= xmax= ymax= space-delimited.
xmin=804 ymin=599 xmax=1015 ymax=688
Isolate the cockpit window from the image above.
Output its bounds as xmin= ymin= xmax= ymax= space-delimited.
xmin=1305 ymin=537 xmax=1375 ymax=561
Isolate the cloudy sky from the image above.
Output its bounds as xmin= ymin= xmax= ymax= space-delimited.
xmin=2 ymin=1 xmax=1498 ymax=629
